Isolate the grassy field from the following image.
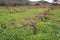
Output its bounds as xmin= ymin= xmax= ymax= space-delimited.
xmin=0 ymin=7 xmax=60 ymax=40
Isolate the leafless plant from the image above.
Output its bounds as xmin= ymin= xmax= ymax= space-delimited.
xmin=36 ymin=9 xmax=50 ymax=21
xmin=24 ymin=17 xmax=37 ymax=34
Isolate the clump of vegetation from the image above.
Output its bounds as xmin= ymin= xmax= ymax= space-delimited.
xmin=0 ymin=7 xmax=60 ymax=40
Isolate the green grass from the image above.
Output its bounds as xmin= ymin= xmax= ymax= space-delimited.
xmin=0 ymin=7 xmax=60 ymax=40
xmin=0 ymin=8 xmax=45 ymax=22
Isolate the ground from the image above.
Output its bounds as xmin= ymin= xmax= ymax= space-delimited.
xmin=0 ymin=7 xmax=60 ymax=40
